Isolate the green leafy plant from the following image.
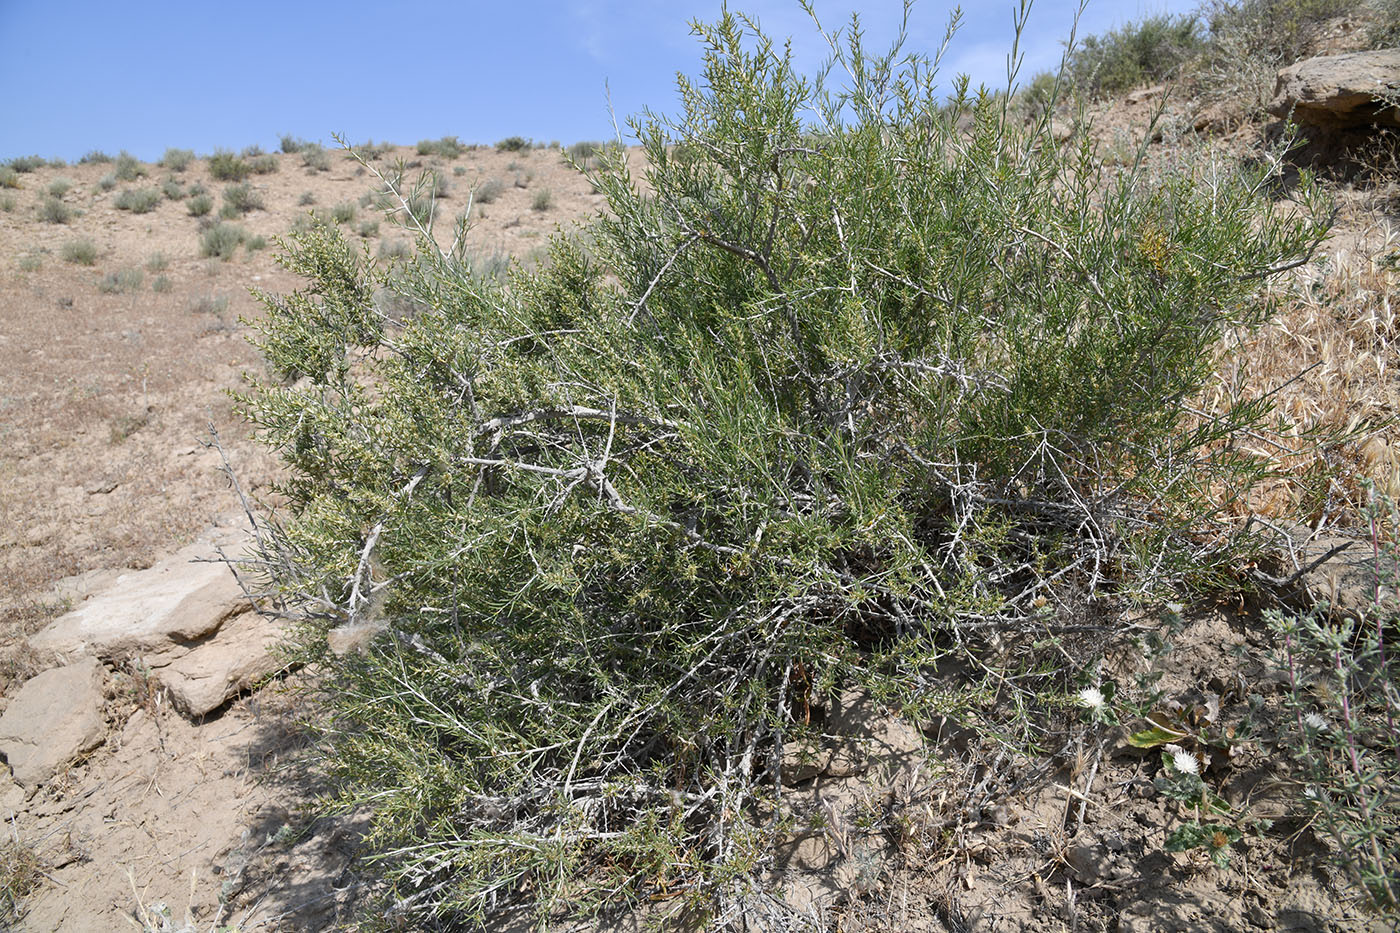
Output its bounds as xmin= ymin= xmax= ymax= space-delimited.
xmin=0 ymin=166 xmax=18 ymax=189
xmin=114 ymin=187 xmax=162 ymax=214
xmin=531 ymin=187 xmax=552 ymax=211
xmin=209 ymin=150 xmax=251 ymax=181
xmin=1067 ymin=14 xmax=1204 ymax=97
xmin=281 ymin=134 xmax=311 ymax=154
xmin=161 ymin=177 xmax=185 ymax=200
xmin=241 ymin=3 xmax=1330 ymax=925
xmin=114 ymin=151 xmax=145 ymax=181
xmin=200 ymin=222 xmax=247 ymax=260
xmin=80 ymin=150 xmax=113 ymax=164
xmin=39 ymin=197 xmax=73 ymax=224
xmin=301 ymin=145 xmax=332 ymax=173
xmin=222 ymin=182 xmax=264 ymax=214
xmin=160 ymin=147 xmax=195 ymax=172
xmin=62 ymin=238 xmax=98 ymax=265
xmin=331 ymin=201 xmax=356 ymax=224
xmin=98 ymin=267 xmax=144 ymax=294
xmin=46 ymin=177 xmax=73 ymax=198
xmin=187 ymin=194 xmax=214 ymax=217
xmin=4 ymin=155 xmax=45 ymax=173
xmin=495 ymin=135 xmax=530 ymax=151
xmin=1270 ymin=481 xmax=1400 ymax=911
xmin=249 ymin=153 xmax=279 ymax=175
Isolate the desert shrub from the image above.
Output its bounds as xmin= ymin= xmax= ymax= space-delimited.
xmin=246 ymin=234 xmax=268 ymax=253
xmin=46 ymin=177 xmax=72 ymax=198
xmin=281 ymin=134 xmax=311 ymax=154
xmin=4 ymin=155 xmax=44 ymax=173
xmin=496 ymin=135 xmax=530 ymax=151
xmin=1270 ymin=485 xmax=1400 ymax=911
xmin=1193 ymin=0 xmax=1357 ymax=115
xmin=97 ymin=267 xmax=143 ymax=294
xmin=39 ymin=197 xmax=73 ymax=223
xmin=222 ymin=182 xmax=265 ymax=214
xmin=474 ymin=177 xmax=505 ymax=203
xmin=1067 ymin=13 xmax=1204 ymax=96
xmin=199 ymin=221 xmax=247 ymax=260
xmin=331 ymin=201 xmax=356 ymax=224
xmin=80 ymin=150 xmax=113 ymax=164
xmin=161 ymin=177 xmax=184 ymax=200
xmin=114 ymin=187 xmax=161 ymax=213
xmin=564 ymin=139 xmax=605 ymax=168
xmin=160 ymin=147 xmax=195 ymax=171
xmin=531 ymin=187 xmax=552 ymax=211
xmin=299 ymin=191 xmax=316 ymax=206
xmin=152 ymin=275 xmax=172 ymax=293
xmin=17 ymin=255 xmax=41 ymax=273
xmin=62 ymin=238 xmax=98 ymax=265
xmin=1370 ymin=0 xmax=1400 ymax=45
xmin=249 ymin=154 xmax=279 ymax=175
xmin=98 ymin=172 xmax=117 ymax=191
xmin=209 ymin=150 xmax=251 ymax=181
xmin=113 ymin=151 xmax=145 ymax=181
xmin=145 ymin=252 xmax=168 ymax=273
xmin=302 ymin=145 xmax=332 ymax=172
xmin=0 ymin=839 xmax=40 ymax=927
xmin=0 ymin=166 xmax=17 ymax=189
xmin=417 ymin=136 xmax=465 ymax=159
xmin=242 ymin=5 xmax=1329 ymax=925
xmin=357 ymin=219 xmax=379 ymax=237
xmin=190 ymin=293 xmax=230 ymax=315
xmin=374 ymin=237 xmax=411 ymax=261
xmin=0 ymin=195 xmax=15 ymax=212
xmin=187 ymin=193 xmax=214 ymax=217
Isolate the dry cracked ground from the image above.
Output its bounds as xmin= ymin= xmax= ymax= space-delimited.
xmin=1 ymin=42 xmax=1399 ymax=933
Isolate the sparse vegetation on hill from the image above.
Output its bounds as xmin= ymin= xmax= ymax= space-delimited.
xmin=208 ymin=150 xmax=251 ymax=182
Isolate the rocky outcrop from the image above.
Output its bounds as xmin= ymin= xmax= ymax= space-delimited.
xmin=0 ymin=657 xmax=106 ymax=787
xmin=29 ymin=523 xmax=285 ymax=717
xmin=1268 ymin=48 xmax=1400 ymax=128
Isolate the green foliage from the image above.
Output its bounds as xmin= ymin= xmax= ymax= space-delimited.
xmin=1067 ymin=13 xmax=1204 ymax=96
xmin=98 ymin=172 xmax=117 ymax=191
xmin=200 ymin=221 xmax=247 ymax=260
xmin=244 ymin=4 xmax=1329 ymax=925
xmin=357 ymin=219 xmax=379 ymax=238
xmin=302 ymin=145 xmax=332 ymax=172
xmin=187 ymin=193 xmax=214 ymax=217
xmin=152 ymin=275 xmax=172 ymax=293
xmin=1370 ymin=0 xmax=1400 ymax=45
xmin=80 ymin=150 xmax=113 ymax=164
xmin=145 ymin=251 xmax=169 ymax=273
xmin=281 ymin=134 xmax=311 ymax=154
xmin=0 ymin=195 xmax=15 ymax=212
xmin=417 ymin=136 xmax=465 ymax=158
xmin=4 ymin=155 xmax=45 ymax=173
xmin=39 ymin=197 xmax=73 ymax=224
xmin=0 ymin=166 xmax=17 ymax=189
xmin=222 ymin=182 xmax=265 ymax=214
xmin=474 ymin=177 xmax=504 ymax=203
xmin=114 ymin=187 xmax=161 ymax=213
xmin=98 ymin=267 xmax=144 ymax=294
xmin=531 ymin=187 xmax=553 ymax=211
xmin=249 ymin=153 xmax=279 ymax=175
xmin=114 ymin=151 xmax=145 ymax=181
xmin=332 ymin=201 xmax=357 ymax=224
xmin=246 ymin=234 xmax=268 ymax=253
xmin=496 ymin=135 xmax=530 ymax=151
xmin=299 ymin=191 xmax=316 ymax=206
xmin=160 ymin=147 xmax=195 ymax=171
xmin=1270 ymin=483 xmax=1400 ymax=911
xmin=62 ymin=238 xmax=98 ymax=265
xmin=46 ymin=177 xmax=72 ymax=198
xmin=209 ymin=150 xmax=251 ymax=181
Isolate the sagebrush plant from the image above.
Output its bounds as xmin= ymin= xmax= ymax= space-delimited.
xmin=1068 ymin=13 xmax=1204 ymax=97
xmin=242 ymin=2 xmax=1329 ymax=926
xmin=115 ymin=187 xmax=162 ymax=214
xmin=209 ymin=150 xmax=251 ymax=182
xmin=161 ymin=147 xmax=195 ymax=172
xmin=62 ymin=238 xmax=98 ymax=265
xmin=1270 ymin=480 xmax=1400 ymax=912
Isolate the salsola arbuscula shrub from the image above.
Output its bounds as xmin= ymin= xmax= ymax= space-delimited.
xmin=239 ymin=2 xmax=1329 ymax=926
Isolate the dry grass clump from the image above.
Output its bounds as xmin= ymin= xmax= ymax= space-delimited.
xmin=1206 ymin=220 xmax=1400 ymax=522
xmin=0 ymin=836 xmax=41 ymax=926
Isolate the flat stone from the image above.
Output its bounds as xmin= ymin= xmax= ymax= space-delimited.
xmin=144 ymin=612 xmax=286 ymax=717
xmin=30 ymin=527 xmax=252 ymax=663
xmin=0 ymin=657 xmax=106 ymax=788
xmin=1268 ymin=49 xmax=1400 ymax=128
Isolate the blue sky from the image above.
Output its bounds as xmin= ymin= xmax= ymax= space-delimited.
xmin=1 ymin=0 xmax=1196 ymax=163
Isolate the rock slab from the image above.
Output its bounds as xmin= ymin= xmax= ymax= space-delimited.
xmin=1269 ymin=48 xmax=1400 ymax=128
xmin=0 ymin=657 xmax=106 ymax=787
xmin=144 ymin=612 xmax=287 ymax=717
xmin=30 ymin=531 xmax=250 ymax=662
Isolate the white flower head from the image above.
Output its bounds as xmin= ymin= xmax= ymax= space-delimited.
xmin=1165 ymin=743 xmax=1200 ymax=776
xmin=1304 ymin=712 xmax=1328 ymax=732
xmin=1077 ymin=687 xmax=1106 ymax=710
